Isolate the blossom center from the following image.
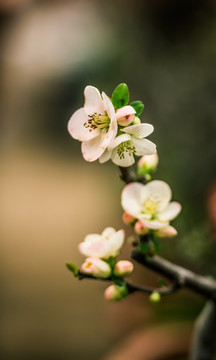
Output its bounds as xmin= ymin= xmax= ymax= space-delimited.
xmin=141 ymin=197 xmax=159 ymax=217
xmin=84 ymin=112 xmax=110 ymax=132
xmin=117 ymin=141 xmax=135 ymax=159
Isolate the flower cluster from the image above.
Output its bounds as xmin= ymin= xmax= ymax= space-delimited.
xmin=122 ymin=179 xmax=181 ymax=237
xmin=66 ymin=83 xmax=182 ymax=302
xmin=77 ymin=227 xmax=134 ymax=300
xmin=68 ymin=84 xmax=156 ymax=167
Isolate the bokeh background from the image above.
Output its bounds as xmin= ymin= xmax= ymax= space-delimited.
xmin=1 ymin=0 xmax=216 ymax=359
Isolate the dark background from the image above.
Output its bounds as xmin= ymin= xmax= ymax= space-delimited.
xmin=1 ymin=1 xmax=216 ymax=359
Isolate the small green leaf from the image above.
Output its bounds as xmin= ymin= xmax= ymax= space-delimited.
xmin=130 ymin=101 xmax=144 ymax=117
xmin=66 ymin=262 xmax=79 ymax=277
xmin=112 ymin=83 xmax=129 ymax=109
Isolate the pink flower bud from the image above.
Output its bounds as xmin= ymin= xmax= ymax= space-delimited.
xmin=104 ymin=284 xmax=128 ymax=301
xmin=114 ymin=260 xmax=134 ymax=277
xmin=134 ymin=220 xmax=149 ymax=235
xmin=81 ymin=257 xmax=111 ymax=278
xmin=122 ymin=212 xmax=136 ymax=225
xmin=138 ymin=153 xmax=159 ymax=172
xmin=116 ymin=106 xmax=136 ymax=126
xmin=155 ymin=225 xmax=177 ymax=238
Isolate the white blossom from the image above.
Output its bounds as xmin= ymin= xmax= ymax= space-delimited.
xmin=78 ymin=227 xmax=125 ymax=259
xmin=99 ymin=124 xmax=156 ymax=167
xmin=121 ymin=180 xmax=181 ymax=229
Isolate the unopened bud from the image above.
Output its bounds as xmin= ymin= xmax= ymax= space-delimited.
xmin=149 ymin=291 xmax=161 ymax=303
xmin=155 ymin=225 xmax=177 ymax=238
xmin=116 ymin=106 xmax=135 ymax=126
xmin=134 ymin=220 xmax=149 ymax=235
xmin=114 ymin=260 xmax=134 ymax=277
xmin=132 ymin=116 xmax=141 ymax=125
xmin=81 ymin=257 xmax=111 ymax=279
xmin=104 ymin=284 xmax=128 ymax=301
xmin=122 ymin=212 xmax=136 ymax=225
xmin=138 ymin=154 xmax=159 ymax=173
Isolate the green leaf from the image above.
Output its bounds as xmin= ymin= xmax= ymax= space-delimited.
xmin=66 ymin=262 xmax=79 ymax=277
xmin=130 ymin=101 xmax=144 ymax=117
xmin=112 ymin=83 xmax=129 ymax=109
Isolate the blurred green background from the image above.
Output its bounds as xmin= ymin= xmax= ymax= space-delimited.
xmin=1 ymin=0 xmax=216 ymax=359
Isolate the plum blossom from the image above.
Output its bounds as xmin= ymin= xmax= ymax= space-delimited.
xmin=80 ymin=257 xmax=111 ymax=278
xmin=68 ymin=86 xmax=136 ymax=162
xmin=121 ymin=180 xmax=181 ymax=229
xmin=68 ymin=86 xmax=117 ymax=161
xmin=99 ymin=123 xmax=157 ymax=167
xmin=78 ymin=227 xmax=125 ymax=259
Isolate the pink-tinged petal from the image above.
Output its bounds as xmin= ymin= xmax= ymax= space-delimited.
xmin=68 ymin=108 xmax=100 ymax=141
xmin=121 ymin=182 xmax=147 ymax=218
xmin=122 ymin=123 xmax=154 ymax=138
xmin=158 ymin=202 xmax=182 ymax=222
xmin=84 ymin=86 xmax=105 ymax=115
xmin=102 ymin=92 xmax=115 ymax=119
xmin=102 ymin=227 xmax=116 ymax=238
xmin=140 ymin=218 xmax=169 ymax=230
xmin=145 ymin=180 xmax=172 ymax=212
xmin=84 ymin=234 xmax=102 ymax=243
xmin=107 ymin=229 xmax=125 ymax=257
xmin=78 ymin=241 xmax=107 ymax=258
xmin=81 ymin=135 xmax=107 ymax=162
xmin=132 ymin=138 xmax=157 ymax=156
xmin=116 ymin=106 xmax=136 ymax=126
xmin=108 ymin=134 xmax=131 ymax=151
xmin=99 ymin=150 xmax=112 ymax=163
xmin=155 ymin=226 xmax=177 ymax=238
xmin=116 ymin=106 xmax=136 ymax=119
xmin=111 ymin=148 xmax=135 ymax=167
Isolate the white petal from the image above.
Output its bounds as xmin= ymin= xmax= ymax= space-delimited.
xmin=78 ymin=240 xmax=108 ymax=258
xmin=108 ymin=134 xmax=131 ymax=151
xmin=132 ymin=138 xmax=157 ymax=156
xmin=111 ymin=148 xmax=135 ymax=167
xmin=121 ymin=182 xmax=146 ymax=218
xmin=100 ymin=116 xmax=118 ymax=150
xmin=68 ymin=108 xmax=100 ymax=141
xmin=140 ymin=218 xmax=169 ymax=230
xmin=107 ymin=229 xmax=125 ymax=257
xmin=102 ymin=92 xmax=115 ymax=120
xmin=99 ymin=150 xmax=112 ymax=163
xmin=145 ymin=180 xmax=172 ymax=212
xmin=158 ymin=202 xmax=182 ymax=222
xmin=122 ymin=123 xmax=154 ymax=138
xmin=81 ymin=135 xmax=107 ymax=162
xmin=102 ymin=227 xmax=116 ymax=238
xmin=84 ymin=86 xmax=105 ymax=115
